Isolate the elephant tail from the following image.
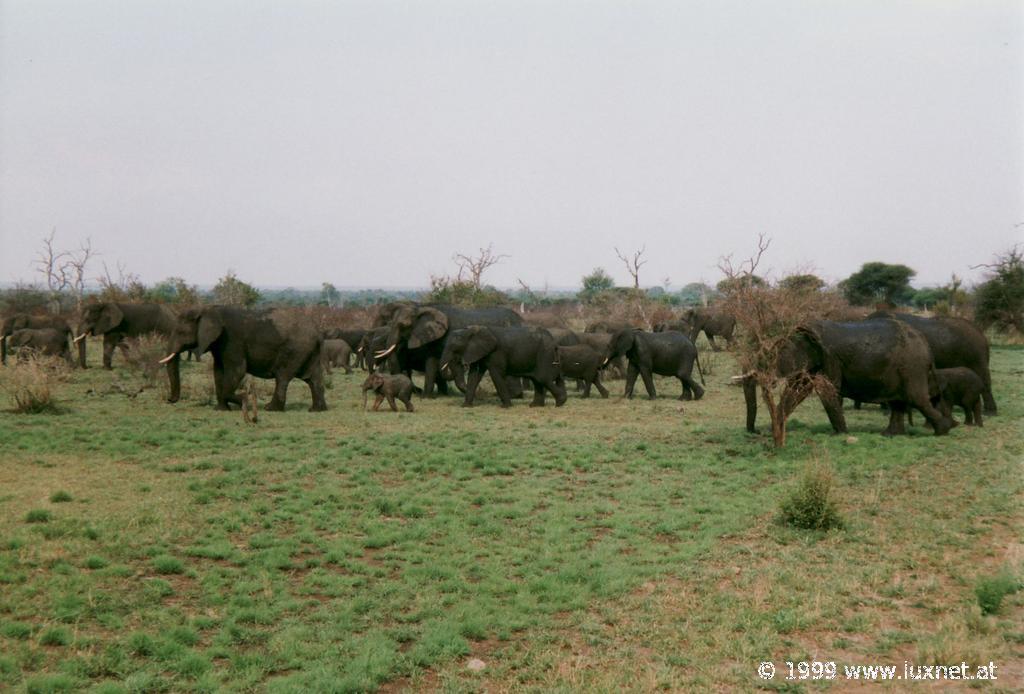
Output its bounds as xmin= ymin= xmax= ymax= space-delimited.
xmin=694 ymin=348 xmax=706 ymax=386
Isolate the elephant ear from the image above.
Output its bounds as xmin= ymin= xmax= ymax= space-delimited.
xmin=463 ymin=327 xmax=497 ymax=364
xmin=195 ymin=310 xmax=225 ymax=356
xmin=93 ymin=304 xmax=124 ymax=335
xmin=408 ymin=307 xmax=448 ymax=349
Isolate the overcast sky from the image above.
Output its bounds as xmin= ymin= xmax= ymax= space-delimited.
xmin=1 ymin=1 xmax=1021 ymax=291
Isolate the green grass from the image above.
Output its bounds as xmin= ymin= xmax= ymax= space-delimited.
xmin=0 ymin=340 xmax=1021 ymax=690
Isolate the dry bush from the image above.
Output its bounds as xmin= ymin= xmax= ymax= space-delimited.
xmin=301 ymin=305 xmax=374 ymax=333
xmin=695 ymin=338 xmax=720 ymax=378
xmin=0 ymin=353 xmax=71 ymax=413
xmin=120 ymin=333 xmax=172 ymax=398
xmin=719 ymin=236 xmax=847 ymax=446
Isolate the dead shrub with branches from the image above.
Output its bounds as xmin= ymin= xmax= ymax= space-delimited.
xmin=119 ymin=333 xmax=173 ymax=399
xmin=719 ymin=235 xmax=848 ymax=446
xmin=0 ymin=353 xmax=71 ymax=413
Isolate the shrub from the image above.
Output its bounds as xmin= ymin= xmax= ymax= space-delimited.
xmin=152 ymin=556 xmax=185 ymax=575
xmin=121 ymin=333 xmax=171 ymax=398
xmin=778 ymin=461 xmax=844 ymax=531
xmin=975 ymin=571 xmax=1021 ymax=615
xmin=0 ymin=354 xmax=70 ymax=413
xmin=39 ymin=626 xmax=72 ymax=646
xmin=25 ymin=509 xmax=52 ymax=523
xmin=49 ymin=490 xmax=72 ymax=503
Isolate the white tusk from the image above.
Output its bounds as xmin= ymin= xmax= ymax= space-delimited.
xmin=440 ymin=362 xmax=448 ymax=370
xmin=73 ymin=333 xmax=87 ymax=343
xmin=374 ymin=344 xmax=397 ymax=359
xmin=602 ymin=358 xmax=610 ymax=366
xmin=158 ymin=352 xmax=178 ymax=364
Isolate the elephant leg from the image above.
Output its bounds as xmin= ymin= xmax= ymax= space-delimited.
xmin=489 ymin=366 xmax=513 ymax=408
xmin=593 ymin=372 xmax=609 ymax=398
xmin=639 ymin=367 xmax=657 ymax=400
xmin=436 ymin=376 xmax=450 ymax=396
xmin=549 ymin=375 xmax=567 ymax=406
xmin=463 ymin=367 xmax=485 ymax=407
xmin=386 ymin=394 xmax=398 ymax=411
xmin=971 ymin=400 xmax=983 ymax=426
xmin=422 ymin=356 xmax=440 ymax=398
xmin=581 ymin=376 xmax=591 ymax=398
xmin=266 ymin=375 xmax=290 ymax=411
xmin=708 ymin=335 xmax=722 ymax=352
xmin=679 ymin=374 xmax=704 ymax=401
xmin=624 ymin=363 xmax=639 ymax=398
xmin=883 ymin=402 xmax=908 ymax=436
xmin=305 ymin=373 xmax=327 ymax=412
xmin=505 ymin=376 xmax=524 ymax=399
xmin=102 ymin=335 xmax=118 ymax=369
xmin=529 ymin=379 xmax=546 ymax=407
xmin=1 ymin=336 xmax=6 ymax=365
xmin=981 ymin=382 xmax=997 ymax=414
xmin=212 ymin=366 xmax=233 ymax=410
xmin=373 ymin=394 xmax=384 ymax=411
xmin=77 ymin=337 xmax=87 ymax=369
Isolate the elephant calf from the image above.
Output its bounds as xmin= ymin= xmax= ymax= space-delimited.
xmin=361 ymin=373 xmax=415 ymax=412
xmin=7 ymin=328 xmax=73 ymax=365
xmin=322 ymin=339 xmax=353 ymax=375
xmin=936 ymin=367 xmax=984 ymax=426
xmin=556 ymin=344 xmax=609 ymax=398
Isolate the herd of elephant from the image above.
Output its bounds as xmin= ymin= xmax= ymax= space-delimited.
xmin=0 ymin=301 xmax=998 ymax=437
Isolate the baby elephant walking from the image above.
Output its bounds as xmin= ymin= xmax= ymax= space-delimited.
xmin=361 ymin=373 xmax=415 ymax=412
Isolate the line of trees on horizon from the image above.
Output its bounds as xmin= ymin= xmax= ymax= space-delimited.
xmin=2 ymin=233 xmax=1021 ymax=334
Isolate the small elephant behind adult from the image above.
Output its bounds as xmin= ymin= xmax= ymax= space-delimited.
xmin=361 ymin=373 xmax=414 ymax=412
xmin=556 ymin=344 xmax=609 ymax=398
xmin=7 ymin=328 xmax=73 ymax=365
xmin=322 ymin=339 xmax=353 ymax=374
xmin=2 ymin=314 xmax=77 ymax=366
xmin=936 ymin=367 xmax=984 ymax=426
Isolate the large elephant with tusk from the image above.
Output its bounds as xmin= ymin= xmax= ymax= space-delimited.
xmin=372 ymin=302 xmax=524 ymax=397
xmin=162 ymin=306 xmax=326 ymax=411
xmin=76 ymin=302 xmax=182 ymax=369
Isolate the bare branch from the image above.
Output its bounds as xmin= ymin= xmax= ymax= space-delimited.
xmin=452 ymin=244 xmax=509 ymax=289
xmin=614 ymin=245 xmax=648 ymax=289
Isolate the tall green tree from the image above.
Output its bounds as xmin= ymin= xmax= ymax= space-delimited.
xmin=974 ymin=246 xmax=1024 ymax=332
xmin=578 ymin=268 xmax=615 ymax=303
xmin=841 ymin=262 xmax=916 ymax=306
xmin=320 ymin=282 xmax=342 ymax=307
xmin=212 ymin=271 xmax=261 ymax=307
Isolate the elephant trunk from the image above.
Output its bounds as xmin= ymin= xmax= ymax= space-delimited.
xmin=166 ymin=353 xmax=181 ymax=403
xmin=361 ymin=387 xmax=369 ymax=410
xmin=743 ymin=375 xmax=758 ymax=433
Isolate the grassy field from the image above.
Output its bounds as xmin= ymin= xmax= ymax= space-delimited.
xmin=0 ymin=341 xmax=1022 ymax=692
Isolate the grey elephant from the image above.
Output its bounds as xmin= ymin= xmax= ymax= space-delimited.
xmin=361 ymin=373 xmax=414 ymax=412
xmin=373 ymin=302 xmax=523 ymax=397
xmin=2 ymin=314 xmax=79 ymax=367
xmin=6 ymin=328 xmax=74 ymax=365
xmin=440 ymin=326 xmax=567 ymax=407
xmin=556 ymin=344 xmax=609 ymax=398
xmin=743 ymin=318 xmax=952 ymax=437
xmin=161 ymin=306 xmax=327 ymax=411
xmin=606 ymin=329 xmax=705 ymax=401
xmin=868 ymin=311 xmax=995 ymax=414
xmin=76 ymin=303 xmax=181 ymax=369
xmin=935 ymin=367 xmax=984 ymax=426
xmin=323 ymin=328 xmax=367 ymax=370
xmin=322 ymin=339 xmax=353 ymax=374
xmin=682 ymin=307 xmax=735 ymax=351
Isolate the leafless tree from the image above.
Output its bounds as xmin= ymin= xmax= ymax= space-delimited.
xmin=453 ymin=244 xmax=509 ymax=289
xmin=614 ymin=245 xmax=648 ymax=289
xmin=34 ymin=229 xmax=97 ymax=312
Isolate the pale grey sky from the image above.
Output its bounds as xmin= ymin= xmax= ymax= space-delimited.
xmin=1 ymin=1 xmax=1021 ymax=290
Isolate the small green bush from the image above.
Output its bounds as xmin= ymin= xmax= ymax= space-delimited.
xmin=49 ymin=491 xmax=72 ymax=503
xmin=25 ymin=509 xmax=52 ymax=523
xmin=778 ymin=461 xmax=844 ymax=531
xmin=152 ymin=555 xmax=185 ymax=575
xmin=39 ymin=626 xmax=72 ymax=646
xmin=975 ymin=572 xmax=1021 ymax=615
xmin=84 ymin=556 xmax=109 ymax=570
xmin=1 ymin=620 xmax=33 ymax=639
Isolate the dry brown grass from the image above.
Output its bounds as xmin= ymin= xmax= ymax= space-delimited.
xmin=0 ymin=353 xmax=71 ymax=412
